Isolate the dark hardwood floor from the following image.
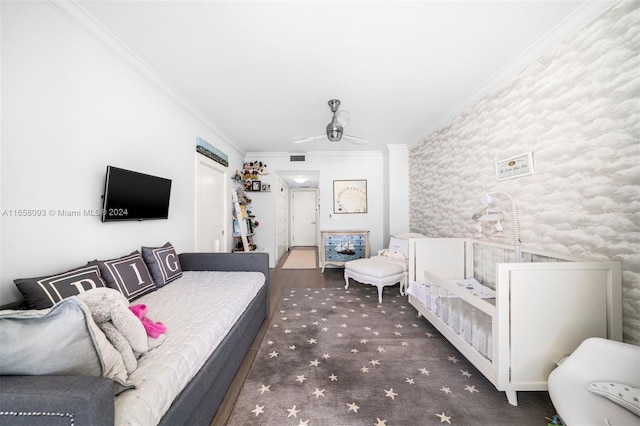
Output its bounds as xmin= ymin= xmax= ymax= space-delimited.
xmin=211 ymin=247 xmax=345 ymax=425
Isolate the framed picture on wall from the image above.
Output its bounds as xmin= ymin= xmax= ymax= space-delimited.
xmin=252 ymin=180 xmax=261 ymax=191
xmin=495 ymin=151 xmax=534 ymax=181
xmin=333 ymin=179 xmax=367 ymax=214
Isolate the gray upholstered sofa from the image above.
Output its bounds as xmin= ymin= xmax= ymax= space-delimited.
xmin=0 ymin=252 xmax=269 ymax=426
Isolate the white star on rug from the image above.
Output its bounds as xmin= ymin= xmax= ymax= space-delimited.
xmin=298 ymin=420 xmax=309 ymax=426
xmin=329 ymin=374 xmax=338 ymax=381
xmin=440 ymin=386 xmax=452 ymax=394
xmin=419 ymin=368 xmax=430 ymax=375
xmin=361 ymin=366 xmax=370 ymax=373
xmin=289 ymin=345 xmax=297 ymax=350
xmin=375 ymin=418 xmax=387 ymax=426
xmin=377 ymin=346 xmax=386 ymax=353
xmin=312 ymin=388 xmax=326 ymax=398
xmin=448 ymin=356 xmax=459 ymax=363
xmin=308 ymin=338 xmax=318 ymax=344
xmin=295 ymin=375 xmax=307 ymax=383
xmin=309 ymin=359 xmax=320 ymax=367
xmin=251 ymin=405 xmax=264 ymax=416
xmin=268 ymin=351 xmax=278 ymax=358
xmin=465 ymin=385 xmax=479 ymax=394
xmin=369 ymin=359 xmax=380 ymax=366
xmin=267 ymin=340 xmax=274 ymax=345
xmin=461 ymin=369 xmax=472 ymax=377
xmin=322 ymin=353 xmax=331 ymax=359
xmin=401 ymin=341 xmax=409 ymax=346
xmin=287 ymin=405 xmax=300 ymax=418
xmin=436 ymin=412 xmax=452 ymax=424
xmin=406 ymin=378 xmax=415 ymax=385
xmin=346 ymin=402 xmax=360 ymax=413
xmin=384 ymin=388 xmax=398 ymax=400
xmin=284 ymin=329 xmax=292 ymax=334
xmin=351 ymin=348 xmax=359 ymax=354
xmin=258 ymin=384 xmax=270 ymax=394
xmin=360 ymin=338 xmax=369 ymax=344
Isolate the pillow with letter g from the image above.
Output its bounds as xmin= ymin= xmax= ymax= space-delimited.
xmin=141 ymin=242 xmax=182 ymax=288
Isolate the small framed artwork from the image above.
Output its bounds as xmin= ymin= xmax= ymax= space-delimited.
xmin=261 ymin=183 xmax=270 ymax=192
xmin=252 ymin=180 xmax=261 ymax=192
xmin=333 ymin=179 xmax=368 ymax=214
xmin=495 ymin=151 xmax=534 ymax=181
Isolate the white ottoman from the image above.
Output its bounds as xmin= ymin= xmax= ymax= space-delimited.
xmin=344 ymin=258 xmax=405 ymax=303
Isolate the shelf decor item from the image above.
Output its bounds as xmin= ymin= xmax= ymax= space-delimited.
xmin=333 ymin=179 xmax=367 ymax=214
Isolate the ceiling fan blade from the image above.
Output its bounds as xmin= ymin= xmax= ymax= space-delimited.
xmin=292 ymin=135 xmax=325 ymax=144
xmin=336 ymin=110 xmax=350 ymax=127
xmin=343 ymin=134 xmax=369 ymax=145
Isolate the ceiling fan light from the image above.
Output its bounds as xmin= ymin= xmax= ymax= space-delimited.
xmin=326 ymin=122 xmax=343 ymax=141
xmin=293 ymin=176 xmax=307 ymax=183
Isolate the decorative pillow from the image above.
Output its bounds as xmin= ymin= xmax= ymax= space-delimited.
xmin=388 ymin=236 xmax=410 ymax=259
xmin=141 ymin=242 xmax=182 ymax=288
xmin=0 ymin=297 xmax=133 ymax=394
xmin=386 ymin=248 xmax=406 ymax=260
xmin=588 ymin=382 xmax=640 ymax=416
xmin=90 ymin=251 xmax=156 ymax=301
xmin=14 ymin=265 xmax=108 ymax=309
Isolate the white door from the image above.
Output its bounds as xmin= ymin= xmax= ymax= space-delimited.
xmin=291 ymin=190 xmax=317 ymax=246
xmin=196 ymin=156 xmax=227 ymax=252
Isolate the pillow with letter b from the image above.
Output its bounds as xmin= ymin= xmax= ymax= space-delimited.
xmin=141 ymin=242 xmax=182 ymax=288
xmin=14 ymin=265 xmax=108 ymax=309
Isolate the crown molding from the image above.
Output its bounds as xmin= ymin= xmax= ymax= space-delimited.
xmin=46 ymin=0 xmax=244 ymax=155
xmin=411 ymin=0 xmax=618 ymax=146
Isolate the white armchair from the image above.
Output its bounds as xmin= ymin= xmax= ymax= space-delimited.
xmin=344 ymin=233 xmax=425 ymax=302
xmin=548 ymin=337 xmax=640 ymax=425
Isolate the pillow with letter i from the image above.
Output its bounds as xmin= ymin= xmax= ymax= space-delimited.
xmin=90 ymin=251 xmax=156 ymax=301
xmin=141 ymin=242 xmax=182 ymax=288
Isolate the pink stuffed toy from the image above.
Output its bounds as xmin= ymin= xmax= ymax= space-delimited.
xmin=129 ymin=304 xmax=167 ymax=338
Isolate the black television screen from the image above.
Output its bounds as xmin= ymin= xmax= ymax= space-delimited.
xmin=101 ymin=166 xmax=172 ymax=222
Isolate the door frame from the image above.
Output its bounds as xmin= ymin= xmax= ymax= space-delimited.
xmin=290 ymin=188 xmax=318 ymax=247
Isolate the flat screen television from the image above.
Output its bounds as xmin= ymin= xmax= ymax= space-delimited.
xmin=101 ymin=166 xmax=172 ymax=222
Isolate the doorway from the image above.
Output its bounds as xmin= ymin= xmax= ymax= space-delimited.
xmin=196 ymin=155 xmax=227 ymax=252
xmin=291 ymin=189 xmax=317 ymax=247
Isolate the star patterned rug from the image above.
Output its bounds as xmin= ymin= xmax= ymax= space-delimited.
xmin=226 ymin=286 xmax=556 ymax=425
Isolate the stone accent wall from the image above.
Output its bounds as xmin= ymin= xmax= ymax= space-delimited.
xmin=409 ymin=1 xmax=639 ymax=344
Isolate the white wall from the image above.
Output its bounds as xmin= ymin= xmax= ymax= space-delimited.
xmin=387 ymin=145 xmax=410 ymax=237
xmin=409 ymin=1 xmax=639 ymax=344
xmin=0 ymin=1 xmax=244 ymax=304
xmin=246 ymin=151 xmax=387 ymax=267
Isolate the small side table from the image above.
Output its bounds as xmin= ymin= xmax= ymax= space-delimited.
xmin=320 ymin=230 xmax=370 ymax=272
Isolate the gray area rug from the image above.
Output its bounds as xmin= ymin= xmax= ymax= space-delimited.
xmin=227 ymin=286 xmax=556 ymax=425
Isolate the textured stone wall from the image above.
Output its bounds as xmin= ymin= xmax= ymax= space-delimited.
xmin=409 ymin=1 xmax=639 ymax=344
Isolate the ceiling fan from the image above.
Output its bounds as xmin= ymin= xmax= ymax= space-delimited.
xmin=292 ymin=99 xmax=369 ymax=145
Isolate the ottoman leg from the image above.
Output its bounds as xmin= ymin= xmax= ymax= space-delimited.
xmin=377 ymin=286 xmax=383 ymax=304
xmin=344 ymin=270 xmax=350 ymax=290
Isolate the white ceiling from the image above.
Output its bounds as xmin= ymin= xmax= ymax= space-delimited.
xmin=78 ymin=0 xmax=613 ymax=158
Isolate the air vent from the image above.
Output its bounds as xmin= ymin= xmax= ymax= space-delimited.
xmin=290 ymin=154 xmax=306 ymax=162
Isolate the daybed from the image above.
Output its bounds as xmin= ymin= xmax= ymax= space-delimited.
xmin=405 ymin=238 xmax=622 ymax=406
xmin=0 ymin=249 xmax=269 ymax=426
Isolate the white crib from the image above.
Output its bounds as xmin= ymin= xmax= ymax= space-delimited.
xmin=406 ymin=238 xmax=622 ymax=406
